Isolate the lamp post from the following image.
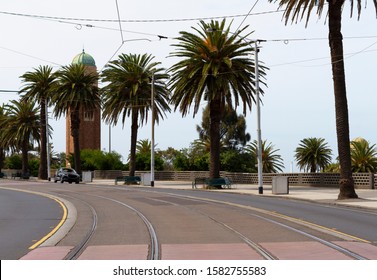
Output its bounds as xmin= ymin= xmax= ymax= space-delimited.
xmin=150 ymin=72 xmax=155 ymax=187
xmin=254 ymin=41 xmax=263 ymax=194
xmin=46 ymin=102 xmax=51 ymax=181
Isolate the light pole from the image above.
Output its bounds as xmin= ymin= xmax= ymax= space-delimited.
xmin=46 ymin=103 xmax=51 ymax=181
xmin=150 ymin=72 xmax=155 ymax=187
xmin=254 ymin=41 xmax=263 ymax=194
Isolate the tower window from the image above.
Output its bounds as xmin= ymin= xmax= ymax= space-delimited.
xmin=84 ymin=110 xmax=94 ymax=121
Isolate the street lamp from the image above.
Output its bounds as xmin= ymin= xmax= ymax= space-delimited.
xmin=254 ymin=41 xmax=263 ymax=194
xmin=150 ymin=72 xmax=155 ymax=187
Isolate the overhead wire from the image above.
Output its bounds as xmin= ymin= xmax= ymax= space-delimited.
xmin=0 ymin=9 xmax=284 ymax=23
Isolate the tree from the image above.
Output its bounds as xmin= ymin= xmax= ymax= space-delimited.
xmin=2 ymin=100 xmax=40 ymax=176
xmin=295 ymin=137 xmax=332 ymax=172
xmin=246 ymin=140 xmax=285 ymax=173
xmin=196 ymin=105 xmax=251 ymax=150
xmin=269 ymin=1 xmax=377 ymax=199
xmin=101 ymin=53 xmax=171 ymax=176
xmin=169 ymin=19 xmax=266 ymax=180
xmin=52 ymin=64 xmax=100 ymax=174
xmin=350 ymin=139 xmax=377 ymax=173
xmin=19 ymin=65 xmax=57 ymax=180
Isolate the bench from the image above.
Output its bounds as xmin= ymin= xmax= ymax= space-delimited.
xmin=192 ymin=177 xmax=207 ymax=189
xmin=115 ymin=176 xmax=141 ymax=185
xmin=0 ymin=172 xmax=7 ymax=179
xmin=11 ymin=172 xmax=22 ymax=179
xmin=11 ymin=172 xmax=30 ymax=179
xmin=205 ymin=177 xmax=232 ymax=189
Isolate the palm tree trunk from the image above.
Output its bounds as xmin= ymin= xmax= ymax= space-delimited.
xmin=209 ymin=98 xmax=222 ymax=181
xmin=328 ymin=1 xmax=358 ymax=199
xmin=38 ymin=100 xmax=47 ymax=180
xmin=129 ymin=110 xmax=139 ymax=177
xmin=70 ymin=109 xmax=81 ymax=174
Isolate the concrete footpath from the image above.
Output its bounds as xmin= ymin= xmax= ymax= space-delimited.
xmin=89 ymin=180 xmax=377 ymax=211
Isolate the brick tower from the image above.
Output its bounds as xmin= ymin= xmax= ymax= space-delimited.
xmin=66 ymin=50 xmax=101 ymax=164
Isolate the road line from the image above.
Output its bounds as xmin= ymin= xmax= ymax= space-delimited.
xmin=0 ymin=187 xmax=68 ymax=250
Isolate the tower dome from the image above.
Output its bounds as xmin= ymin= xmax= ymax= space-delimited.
xmin=72 ymin=50 xmax=96 ymax=66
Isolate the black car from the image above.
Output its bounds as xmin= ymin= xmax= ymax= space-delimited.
xmin=54 ymin=167 xmax=80 ymax=184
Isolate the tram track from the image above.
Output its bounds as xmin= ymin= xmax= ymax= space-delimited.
xmin=1 ymin=181 xmax=376 ymax=260
xmin=140 ymin=190 xmax=373 ymax=260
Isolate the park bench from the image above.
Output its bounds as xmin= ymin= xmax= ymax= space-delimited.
xmin=192 ymin=177 xmax=207 ymax=189
xmin=0 ymin=172 xmax=7 ymax=179
xmin=11 ymin=172 xmax=22 ymax=179
xmin=115 ymin=176 xmax=141 ymax=185
xmin=205 ymin=177 xmax=232 ymax=189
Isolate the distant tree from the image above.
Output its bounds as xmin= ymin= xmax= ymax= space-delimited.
xmin=295 ymin=137 xmax=332 ymax=172
xmin=246 ymin=140 xmax=284 ymax=173
xmin=80 ymin=149 xmax=125 ymax=171
xmin=159 ymin=147 xmax=181 ymax=170
xmin=221 ymin=149 xmax=256 ymax=173
xmin=350 ymin=139 xmax=377 ymax=173
xmin=196 ymin=105 xmax=251 ymax=150
xmin=2 ymin=100 xmax=40 ymax=176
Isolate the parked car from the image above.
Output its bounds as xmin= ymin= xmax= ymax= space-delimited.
xmin=54 ymin=167 xmax=80 ymax=184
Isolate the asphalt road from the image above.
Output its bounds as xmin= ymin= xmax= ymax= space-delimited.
xmin=0 ymin=188 xmax=63 ymax=260
xmin=1 ymin=180 xmax=376 ymax=259
xmin=147 ymin=188 xmax=377 ymax=243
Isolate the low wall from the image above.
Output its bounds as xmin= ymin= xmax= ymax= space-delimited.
xmin=1 ymin=169 xmax=374 ymax=189
xmin=92 ymin=170 xmax=375 ymax=189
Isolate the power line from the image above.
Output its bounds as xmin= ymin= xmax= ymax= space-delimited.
xmin=235 ymin=0 xmax=260 ymax=32
xmin=0 ymin=9 xmax=284 ymax=23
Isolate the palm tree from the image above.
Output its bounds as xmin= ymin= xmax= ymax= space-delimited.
xmin=136 ymin=139 xmax=152 ymax=154
xmin=295 ymin=137 xmax=332 ymax=172
xmin=52 ymin=64 xmax=100 ymax=174
xmin=169 ymin=19 xmax=266 ymax=179
xmin=2 ymin=100 xmax=40 ymax=177
xmin=268 ymin=0 xmax=377 ymax=199
xmin=19 ymin=65 xmax=57 ymax=180
xmin=101 ymin=53 xmax=170 ymax=177
xmin=350 ymin=139 xmax=377 ymax=173
xmin=246 ymin=140 xmax=285 ymax=173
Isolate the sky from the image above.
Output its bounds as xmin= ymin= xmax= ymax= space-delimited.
xmin=1 ymin=1 xmax=376 ymax=172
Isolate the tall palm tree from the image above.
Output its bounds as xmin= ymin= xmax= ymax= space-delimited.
xmin=269 ymin=0 xmax=377 ymax=199
xmin=295 ymin=137 xmax=332 ymax=172
xmin=52 ymin=64 xmax=100 ymax=174
xmin=246 ymin=140 xmax=285 ymax=173
xmin=19 ymin=65 xmax=57 ymax=180
xmin=101 ymin=53 xmax=171 ymax=177
xmin=350 ymin=139 xmax=377 ymax=173
xmin=2 ymin=100 xmax=40 ymax=177
xmin=169 ymin=19 xmax=266 ymax=179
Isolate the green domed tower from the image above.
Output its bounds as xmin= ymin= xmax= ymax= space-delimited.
xmin=72 ymin=50 xmax=96 ymax=67
xmin=66 ymin=50 xmax=101 ymax=162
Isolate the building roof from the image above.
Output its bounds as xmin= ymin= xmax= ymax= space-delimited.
xmin=72 ymin=50 xmax=96 ymax=66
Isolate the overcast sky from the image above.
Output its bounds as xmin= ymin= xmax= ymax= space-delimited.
xmin=1 ymin=1 xmax=376 ymax=171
